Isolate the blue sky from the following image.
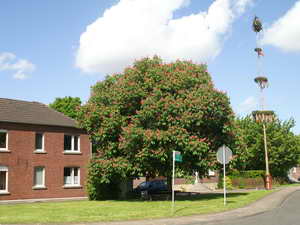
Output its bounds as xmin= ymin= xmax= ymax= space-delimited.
xmin=1 ymin=0 xmax=300 ymax=133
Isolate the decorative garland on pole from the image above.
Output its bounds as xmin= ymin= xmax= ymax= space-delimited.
xmin=252 ymin=110 xmax=275 ymax=123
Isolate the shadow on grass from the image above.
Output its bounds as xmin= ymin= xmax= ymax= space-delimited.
xmin=171 ymin=193 xmax=249 ymax=201
xmin=111 ymin=192 xmax=249 ymax=202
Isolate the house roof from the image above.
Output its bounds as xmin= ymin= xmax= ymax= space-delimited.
xmin=0 ymin=98 xmax=78 ymax=128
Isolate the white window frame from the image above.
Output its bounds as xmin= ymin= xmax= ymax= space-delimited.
xmin=64 ymin=167 xmax=80 ymax=187
xmin=33 ymin=166 xmax=45 ymax=188
xmin=0 ymin=166 xmax=8 ymax=193
xmin=0 ymin=130 xmax=8 ymax=151
xmin=35 ymin=133 xmax=45 ymax=152
xmin=64 ymin=135 xmax=80 ymax=152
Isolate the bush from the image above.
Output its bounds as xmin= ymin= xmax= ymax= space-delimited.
xmin=183 ymin=175 xmax=195 ymax=184
xmin=218 ymin=176 xmax=233 ymax=190
xmin=228 ymin=170 xmax=265 ymax=189
xmin=86 ymin=160 xmax=121 ymax=200
xmin=87 ymin=180 xmax=121 ymax=200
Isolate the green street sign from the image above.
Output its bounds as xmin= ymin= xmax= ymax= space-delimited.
xmin=175 ymin=151 xmax=182 ymax=162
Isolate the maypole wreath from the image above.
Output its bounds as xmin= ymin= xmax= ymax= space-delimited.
xmin=254 ymin=76 xmax=268 ymax=90
xmin=252 ymin=16 xmax=263 ymax=33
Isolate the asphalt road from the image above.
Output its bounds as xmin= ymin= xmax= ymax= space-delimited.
xmin=188 ymin=190 xmax=300 ymax=225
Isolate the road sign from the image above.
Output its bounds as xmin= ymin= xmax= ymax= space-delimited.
xmin=175 ymin=151 xmax=182 ymax=162
xmin=216 ymin=145 xmax=233 ymax=206
xmin=217 ymin=145 xmax=232 ymax=164
xmin=172 ymin=151 xmax=182 ymax=214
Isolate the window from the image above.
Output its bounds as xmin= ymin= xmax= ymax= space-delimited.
xmin=33 ymin=167 xmax=45 ymax=188
xmin=0 ymin=130 xmax=8 ymax=150
xmin=35 ymin=133 xmax=44 ymax=152
xmin=64 ymin=167 xmax=80 ymax=186
xmin=0 ymin=166 xmax=8 ymax=193
xmin=64 ymin=135 xmax=80 ymax=152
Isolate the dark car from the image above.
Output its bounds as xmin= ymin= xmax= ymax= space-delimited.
xmin=134 ymin=180 xmax=168 ymax=195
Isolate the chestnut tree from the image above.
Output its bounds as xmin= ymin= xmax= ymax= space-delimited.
xmin=78 ymin=57 xmax=235 ymax=199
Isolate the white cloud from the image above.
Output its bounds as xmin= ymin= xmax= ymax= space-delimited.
xmin=262 ymin=1 xmax=300 ymax=52
xmin=0 ymin=52 xmax=35 ymax=80
xmin=234 ymin=0 xmax=254 ymax=14
xmin=76 ymin=0 xmax=253 ymax=76
xmin=13 ymin=71 xmax=28 ymax=80
xmin=236 ymin=96 xmax=258 ymax=115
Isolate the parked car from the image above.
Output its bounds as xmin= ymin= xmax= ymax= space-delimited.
xmin=134 ymin=180 xmax=168 ymax=194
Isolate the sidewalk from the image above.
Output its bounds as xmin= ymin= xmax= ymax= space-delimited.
xmin=80 ymin=185 xmax=300 ymax=225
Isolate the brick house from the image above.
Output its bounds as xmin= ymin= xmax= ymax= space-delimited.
xmin=0 ymin=98 xmax=91 ymax=201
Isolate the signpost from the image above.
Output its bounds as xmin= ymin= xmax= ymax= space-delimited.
xmin=217 ymin=145 xmax=232 ymax=205
xmin=172 ymin=151 xmax=182 ymax=214
xmin=175 ymin=152 xmax=182 ymax=162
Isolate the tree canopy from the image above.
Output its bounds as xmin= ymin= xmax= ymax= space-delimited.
xmin=49 ymin=96 xmax=81 ymax=120
xmin=231 ymin=116 xmax=300 ymax=178
xmin=78 ymin=57 xmax=235 ymax=198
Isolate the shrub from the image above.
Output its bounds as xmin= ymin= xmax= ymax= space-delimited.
xmin=228 ymin=170 xmax=265 ymax=189
xmin=184 ymin=175 xmax=195 ymax=184
xmin=86 ymin=160 xmax=121 ymax=200
xmin=218 ymin=176 xmax=233 ymax=190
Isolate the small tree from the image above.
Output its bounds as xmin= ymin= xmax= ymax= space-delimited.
xmin=78 ymin=56 xmax=235 ymax=199
xmin=49 ymin=96 xmax=81 ymax=120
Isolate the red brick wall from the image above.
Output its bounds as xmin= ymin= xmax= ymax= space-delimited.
xmin=0 ymin=122 xmax=90 ymax=201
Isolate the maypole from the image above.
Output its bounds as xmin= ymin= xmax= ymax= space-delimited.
xmin=251 ymin=16 xmax=275 ymax=190
xmin=253 ymin=16 xmax=266 ymax=110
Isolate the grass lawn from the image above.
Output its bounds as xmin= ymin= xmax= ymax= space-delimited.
xmin=0 ymin=190 xmax=277 ymax=224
